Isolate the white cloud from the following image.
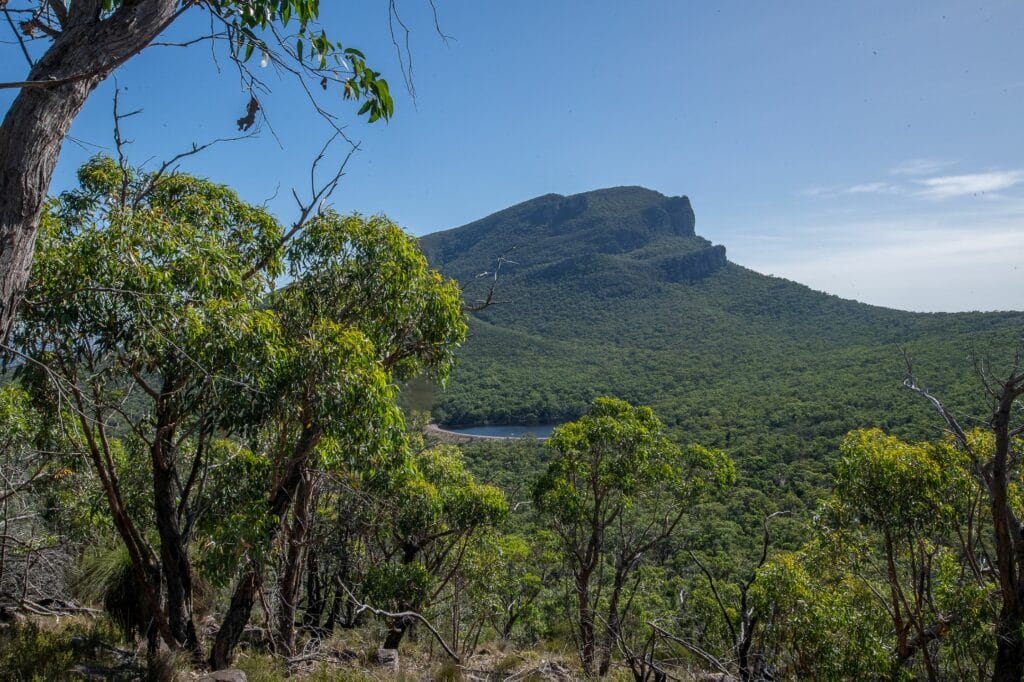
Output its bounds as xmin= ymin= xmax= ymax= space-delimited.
xmin=724 ymin=204 xmax=1024 ymax=312
xmin=915 ymin=171 xmax=1024 ymax=199
xmin=799 ymin=181 xmax=902 ymax=199
xmin=802 ymin=169 xmax=1024 ymax=203
xmin=798 ymin=185 xmax=838 ymax=198
xmin=845 ymin=182 xmax=902 ymax=195
xmin=890 ymin=158 xmax=954 ymax=176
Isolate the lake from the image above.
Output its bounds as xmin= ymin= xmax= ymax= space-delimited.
xmin=443 ymin=423 xmax=560 ymax=439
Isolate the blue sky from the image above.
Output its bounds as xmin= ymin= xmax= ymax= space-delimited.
xmin=4 ymin=1 xmax=1023 ymax=312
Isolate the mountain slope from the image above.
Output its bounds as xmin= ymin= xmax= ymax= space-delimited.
xmin=418 ymin=187 xmax=1024 ymax=482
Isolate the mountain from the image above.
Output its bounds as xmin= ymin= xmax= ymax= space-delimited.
xmin=419 ymin=187 xmax=1024 ymax=490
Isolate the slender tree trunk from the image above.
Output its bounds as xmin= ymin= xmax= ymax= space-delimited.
xmin=736 ymin=589 xmax=757 ymax=682
xmin=324 ymin=585 xmax=342 ymax=631
xmin=993 ymin=609 xmax=1024 ymax=682
xmin=75 ymin=403 xmax=172 ymax=648
xmin=990 ymin=393 xmax=1024 ymax=682
xmin=275 ymin=469 xmax=314 ymax=655
xmin=302 ymin=546 xmax=325 ymax=629
xmin=209 ymin=569 xmax=261 ymax=670
xmin=576 ymin=569 xmax=595 ymax=677
xmin=151 ymin=394 xmax=200 ymax=654
xmin=210 ymin=424 xmax=323 ymax=669
xmin=598 ymin=567 xmax=628 ymax=677
xmin=0 ymin=0 xmax=181 ymax=342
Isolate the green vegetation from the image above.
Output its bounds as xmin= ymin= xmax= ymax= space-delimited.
xmin=3 ymin=172 xmax=1024 ymax=681
xmin=534 ymin=397 xmax=734 ymax=676
xmin=420 ymin=186 xmax=1024 ymax=500
xmin=0 ymin=0 xmax=395 ymax=345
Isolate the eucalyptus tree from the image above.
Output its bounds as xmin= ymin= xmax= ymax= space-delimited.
xmin=750 ymin=429 xmax=994 ymax=680
xmin=220 ymin=214 xmax=468 ymax=659
xmin=906 ymin=364 xmax=1024 ymax=682
xmin=211 ymin=212 xmax=467 ymax=666
xmin=355 ymin=444 xmax=508 ymax=651
xmin=534 ymin=397 xmax=734 ymax=677
xmin=13 ymin=154 xmax=285 ymax=653
xmin=0 ymin=0 xmax=395 ymax=343
xmin=10 ymin=155 xmax=468 ymax=667
xmin=834 ymin=428 xmax=983 ymax=679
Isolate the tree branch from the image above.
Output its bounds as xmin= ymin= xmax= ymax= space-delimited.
xmin=0 ymin=1 xmax=194 ymax=90
xmin=338 ymin=583 xmax=460 ymax=662
xmin=3 ymin=5 xmax=34 ymax=67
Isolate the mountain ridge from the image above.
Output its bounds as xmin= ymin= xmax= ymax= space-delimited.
xmin=420 ymin=186 xmax=729 ymax=292
xmin=417 ymin=186 xmax=1024 ymax=488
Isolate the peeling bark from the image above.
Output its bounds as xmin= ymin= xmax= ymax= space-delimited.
xmin=0 ymin=0 xmax=181 ymax=341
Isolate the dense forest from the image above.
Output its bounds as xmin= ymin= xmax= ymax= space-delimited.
xmin=0 ymin=163 xmax=1023 ymax=682
xmin=3 ymin=0 xmax=1021 ymax=680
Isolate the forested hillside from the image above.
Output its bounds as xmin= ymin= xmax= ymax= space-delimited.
xmin=2 ymin=166 xmax=1022 ymax=681
xmin=420 ymin=186 xmax=1024 ymax=474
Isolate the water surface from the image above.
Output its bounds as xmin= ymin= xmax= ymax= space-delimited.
xmin=444 ymin=424 xmax=560 ymax=439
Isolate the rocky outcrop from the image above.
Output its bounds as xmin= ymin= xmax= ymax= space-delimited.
xmin=421 ymin=186 xmax=727 ymax=292
xmin=372 ymin=648 xmax=400 ymax=672
xmin=658 ymin=244 xmax=728 ymax=282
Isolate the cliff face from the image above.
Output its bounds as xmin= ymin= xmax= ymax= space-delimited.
xmin=420 ymin=186 xmax=726 ymax=292
xmin=657 ymin=245 xmax=728 ymax=282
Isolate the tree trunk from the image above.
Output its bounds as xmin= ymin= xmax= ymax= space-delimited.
xmin=75 ymin=402 xmax=173 ymax=648
xmin=736 ymin=589 xmax=757 ymax=682
xmin=576 ymin=570 xmax=595 ymax=677
xmin=275 ymin=469 xmax=314 ymax=656
xmin=210 ymin=424 xmax=323 ymax=669
xmin=598 ymin=566 xmax=628 ymax=677
xmin=383 ymin=620 xmax=411 ymax=649
xmin=151 ymin=394 xmax=200 ymax=654
xmin=324 ymin=585 xmax=342 ymax=631
xmin=992 ymin=608 xmax=1024 ymax=682
xmin=990 ymin=391 xmax=1024 ymax=682
xmin=209 ymin=569 xmax=260 ymax=671
xmin=302 ymin=546 xmax=326 ymax=629
xmin=0 ymin=0 xmax=181 ymax=342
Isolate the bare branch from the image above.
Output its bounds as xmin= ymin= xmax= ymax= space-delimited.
xmin=3 ymin=5 xmax=33 ymax=67
xmin=46 ymin=0 xmax=69 ymax=30
xmin=464 ymin=248 xmax=517 ymax=312
xmin=756 ymin=510 xmax=790 ymax=573
xmin=648 ymin=622 xmax=731 ymax=676
xmin=151 ymin=31 xmax=226 ymax=48
xmin=901 ymin=348 xmax=971 ymax=453
xmin=387 ymin=0 xmax=416 ymax=98
xmin=427 ymin=0 xmax=454 ymax=44
xmin=687 ymin=549 xmax=738 ymax=648
xmin=338 ymin=583 xmax=460 ymax=663
xmin=132 ymin=131 xmax=256 ymax=208
xmin=243 ymin=133 xmax=358 ymax=280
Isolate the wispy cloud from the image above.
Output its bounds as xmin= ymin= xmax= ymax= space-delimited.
xmin=914 ymin=171 xmax=1024 ymax=199
xmin=800 ymin=181 xmax=902 ymax=199
xmin=798 ymin=185 xmax=839 ymax=198
xmin=889 ymin=158 xmax=954 ymax=176
xmin=801 ymin=165 xmax=1024 ymax=202
xmin=729 ymin=210 xmax=1024 ymax=312
xmin=845 ymin=182 xmax=902 ymax=195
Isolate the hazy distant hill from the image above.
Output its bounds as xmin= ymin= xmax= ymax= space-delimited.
xmin=419 ymin=187 xmax=1024 ymax=485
